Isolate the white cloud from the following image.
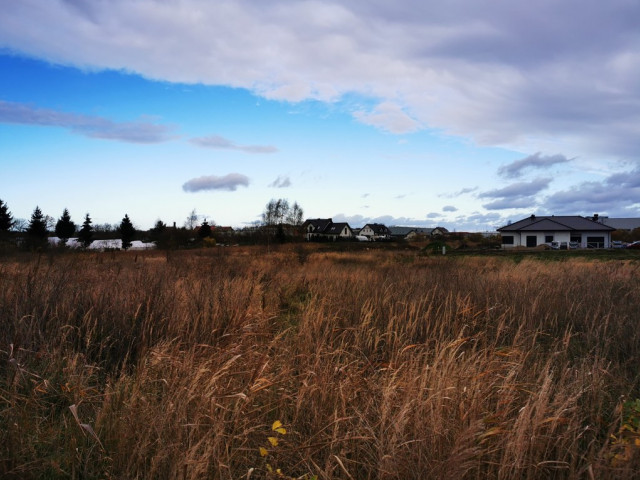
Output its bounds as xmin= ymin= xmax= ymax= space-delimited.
xmin=353 ymin=102 xmax=421 ymax=134
xmin=182 ymin=173 xmax=250 ymax=192
xmin=0 ymin=0 xmax=638 ymax=160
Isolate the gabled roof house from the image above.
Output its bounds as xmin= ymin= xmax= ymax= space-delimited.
xmin=301 ymin=218 xmax=353 ymax=241
xmin=498 ymin=215 xmax=615 ymax=248
xmin=360 ymin=223 xmax=392 ymax=240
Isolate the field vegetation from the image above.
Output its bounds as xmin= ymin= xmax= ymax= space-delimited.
xmin=2 ymin=247 xmax=640 ymax=479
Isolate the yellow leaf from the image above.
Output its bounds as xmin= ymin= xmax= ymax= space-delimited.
xmin=267 ymin=436 xmax=279 ymax=447
xmin=266 ymin=463 xmax=273 ymax=472
xmin=272 ymin=420 xmax=287 ymax=435
xmin=635 ymin=438 xmax=640 ymax=447
xmin=259 ymin=447 xmax=268 ymax=457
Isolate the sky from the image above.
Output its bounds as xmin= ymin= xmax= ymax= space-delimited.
xmin=1 ymin=0 xmax=639 ymax=231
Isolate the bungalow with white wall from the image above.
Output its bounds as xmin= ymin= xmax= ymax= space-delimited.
xmin=497 ymin=215 xmax=615 ymax=249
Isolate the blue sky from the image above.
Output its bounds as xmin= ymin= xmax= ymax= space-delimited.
xmin=1 ymin=1 xmax=639 ymax=231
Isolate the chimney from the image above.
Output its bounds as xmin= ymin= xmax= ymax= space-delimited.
xmin=530 ymin=214 xmax=536 ymax=220
xmin=593 ymin=214 xmax=599 ymax=222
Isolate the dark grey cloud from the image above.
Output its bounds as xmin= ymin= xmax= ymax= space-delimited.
xmin=479 ymin=178 xmax=551 ymax=210
xmin=190 ymin=135 xmax=278 ymax=154
xmin=0 ymin=100 xmax=175 ymax=143
xmin=545 ymin=168 xmax=640 ymax=216
xmin=498 ymin=153 xmax=572 ymax=179
xmin=442 ymin=205 xmax=457 ymax=212
xmin=480 ymin=178 xmax=552 ymax=200
xmin=268 ymin=175 xmax=291 ymax=188
xmin=182 ymin=173 xmax=250 ymax=192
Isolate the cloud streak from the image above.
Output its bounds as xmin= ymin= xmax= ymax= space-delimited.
xmin=268 ymin=175 xmax=291 ymax=188
xmin=190 ymin=134 xmax=277 ymax=153
xmin=0 ymin=100 xmax=175 ymax=143
xmin=182 ymin=173 xmax=250 ymax=192
xmin=498 ymin=152 xmax=572 ymax=179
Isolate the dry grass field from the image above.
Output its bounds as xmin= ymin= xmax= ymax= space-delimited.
xmin=2 ymin=246 xmax=640 ymax=479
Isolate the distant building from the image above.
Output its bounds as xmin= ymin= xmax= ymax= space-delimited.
xmin=301 ymin=218 xmax=353 ymax=241
xmin=388 ymin=226 xmax=433 ymax=241
xmin=498 ymin=215 xmax=614 ymax=248
xmin=360 ymin=223 xmax=392 ymax=240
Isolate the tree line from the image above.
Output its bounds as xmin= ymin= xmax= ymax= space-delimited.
xmin=0 ymin=198 xmax=304 ymax=251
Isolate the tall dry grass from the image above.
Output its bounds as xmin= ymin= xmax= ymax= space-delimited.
xmin=1 ymin=249 xmax=640 ymax=479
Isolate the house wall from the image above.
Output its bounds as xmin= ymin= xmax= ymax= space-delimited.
xmin=360 ymin=226 xmax=374 ymax=237
xmin=500 ymin=231 xmax=612 ymax=248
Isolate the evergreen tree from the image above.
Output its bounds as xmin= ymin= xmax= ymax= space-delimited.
xmin=149 ymin=219 xmax=171 ymax=249
xmin=119 ymin=214 xmax=136 ymax=250
xmin=54 ymin=208 xmax=76 ymax=246
xmin=26 ymin=206 xmax=48 ymax=247
xmin=0 ymin=199 xmax=14 ymax=232
xmin=78 ymin=213 xmax=94 ymax=249
xmin=151 ymin=219 xmax=167 ymax=235
xmin=198 ymin=219 xmax=212 ymax=239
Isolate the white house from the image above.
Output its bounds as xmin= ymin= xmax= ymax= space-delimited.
xmin=301 ymin=218 xmax=353 ymax=241
xmin=360 ymin=223 xmax=392 ymax=240
xmin=497 ymin=215 xmax=615 ymax=248
xmin=323 ymin=222 xmax=353 ymax=240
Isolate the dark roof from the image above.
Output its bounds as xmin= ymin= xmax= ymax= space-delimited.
xmin=325 ymin=222 xmax=351 ymax=234
xmin=302 ymin=218 xmax=333 ymax=233
xmin=498 ymin=215 xmax=615 ymax=232
xmin=363 ymin=223 xmax=391 ymax=234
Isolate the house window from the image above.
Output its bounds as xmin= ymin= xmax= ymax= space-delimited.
xmin=586 ymin=236 xmax=605 ymax=248
xmin=545 ymin=235 xmax=553 ymax=243
xmin=502 ymin=235 xmax=514 ymax=245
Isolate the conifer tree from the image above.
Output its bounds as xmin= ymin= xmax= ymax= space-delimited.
xmin=78 ymin=213 xmax=94 ymax=249
xmin=27 ymin=206 xmax=48 ymax=240
xmin=119 ymin=214 xmax=136 ymax=250
xmin=0 ymin=199 xmax=14 ymax=232
xmin=54 ymin=208 xmax=76 ymax=246
xmin=198 ymin=219 xmax=212 ymax=239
